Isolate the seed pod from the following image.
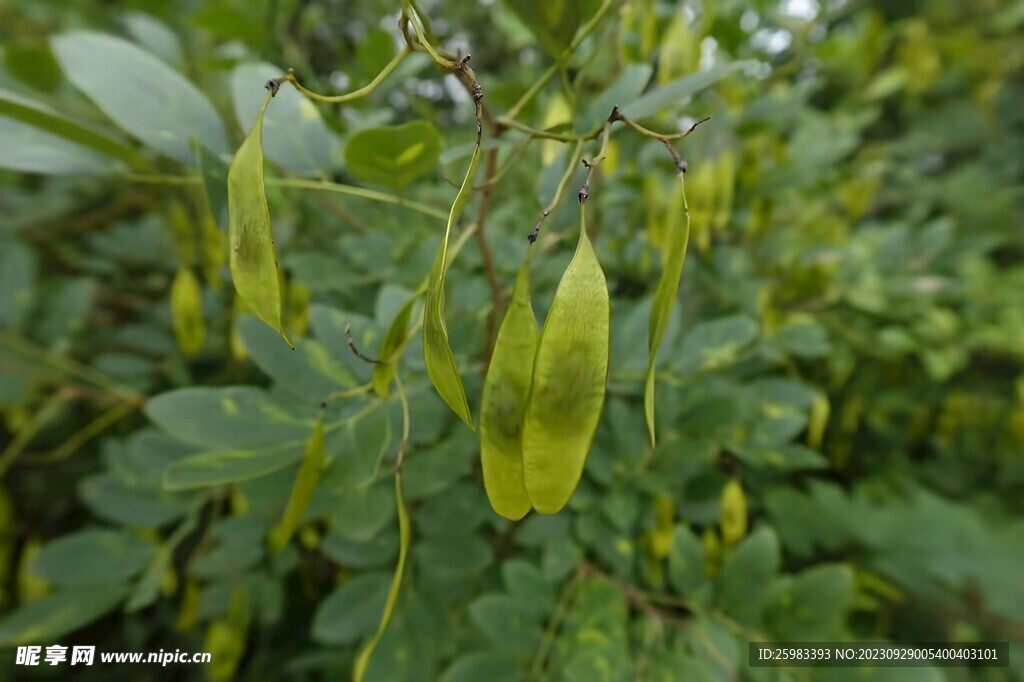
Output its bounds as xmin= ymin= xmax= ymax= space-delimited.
xmin=373 ymin=296 xmax=416 ymax=399
xmin=423 ymin=141 xmax=480 ymax=429
xmin=719 ymin=477 xmax=747 ymax=549
xmin=200 ymin=211 xmax=224 ymax=291
xmin=522 ymin=210 xmax=609 ymax=514
xmin=645 ymin=172 xmax=691 ymax=446
xmin=480 ymin=256 xmax=538 ymax=520
xmin=267 ymin=414 xmax=324 ymax=552
xmin=227 ymin=91 xmax=291 ymax=348
xmin=170 ymin=268 xmax=205 ymax=357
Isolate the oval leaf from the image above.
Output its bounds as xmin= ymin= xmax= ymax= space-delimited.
xmin=344 ymin=121 xmax=441 ymax=191
xmin=51 ymin=31 xmax=228 ymax=162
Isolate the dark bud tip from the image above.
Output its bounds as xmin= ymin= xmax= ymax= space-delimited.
xmin=527 ymin=233 xmax=538 ymax=244
xmin=461 ymin=54 xmax=472 ymax=65
xmin=677 ymin=159 xmax=689 ymax=173
xmin=608 ymin=105 xmax=624 ymax=122
xmin=265 ymin=79 xmax=281 ymax=97
xmin=578 ymin=188 xmax=588 ymax=204
xmin=320 ymin=401 xmax=327 ymax=409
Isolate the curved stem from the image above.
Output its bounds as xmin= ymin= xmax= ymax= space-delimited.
xmin=504 ymin=0 xmax=618 ymax=121
xmin=529 ymin=139 xmax=585 ymax=243
xmin=265 ymin=178 xmax=448 ymax=220
xmin=283 ymin=46 xmax=410 ymax=104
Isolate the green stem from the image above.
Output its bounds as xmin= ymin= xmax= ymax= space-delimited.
xmin=529 ymin=139 xmax=585 ymax=243
xmin=284 ymin=46 xmax=410 ymax=104
xmin=264 ymin=178 xmax=448 ymax=220
xmin=504 ymin=0 xmax=618 ymax=121
xmin=0 ymin=392 xmax=71 ymax=476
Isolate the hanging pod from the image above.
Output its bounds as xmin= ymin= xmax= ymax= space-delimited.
xmin=480 ymin=255 xmax=538 ymax=520
xmin=267 ymin=413 xmax=325 ymax=552
xmin=170 ymin=267 xmax=205 ymax=357
xmin=423 ymin=141 xmax=481 ymax=429
xmin=227 ymin=90 xmax=291 ymax=347
xmin=522 ymin=208 xmax=609 ymax=514
xmin=645 ymin=172 xmax=691 ymax=446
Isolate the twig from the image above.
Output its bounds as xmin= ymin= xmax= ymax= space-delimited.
xmin=529 ymin=139 xmax=585 ymax=243
xmin=280 ymin=47 xmax=410 ymax=104
xmin=345 ymin=323 xmax=381 ymax=365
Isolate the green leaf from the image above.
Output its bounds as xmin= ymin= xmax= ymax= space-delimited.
xmin=312 ymin=572 xmax=391 ymax=644
xmin=0 ymin=115 xmax=121 ymax=175
xmin=145 ymin=386 xmax=313 ymax=449
xmin=327 ymin=480 xmax=397 ymax=543
xmin=163 ymin=441 xmax=304 ymax=491
xmin=468 ymin=594 xmax=543 ymax=656
xmin=227 ymin=91 xmax=290 ymax=344
xmin=676 ymin=315 xmax=759 ymax=374
xmin=423 ymin=135 xmax=480 ymax=429
xmin=645 ymin=172 xmax=691 ymax=446
xmin=322 ymin=403 xmax=392 ymax=490
xmin=622 ymin=62 xmax=753 ymax=120
xmin=0 ymin=588 xmax=127 ymax=646
xmin=764 ymin=564 xmax=854 ymax=641
xmin=668 ymin=525 xmax=707 ymax=599
xmin=441 ymin=652 xmax=522 ymax=682
xmin=0 ymin=87 xmax=142 ymax=169
xmin=502 ymin=560 xmax=554 ymax=615
xmin=344 ymin=121 xmax=441 ymax=190
xmin=78 ymin=473 xmax=190 ymax=527
xmin=231 ymin=62 xmax=338 ymax=175
xmin=322 ymin=531 xmax=397 ymax=569
xmin=33 ymin=529 xmax=156 ymax=587
xmin=501 ymin=0 xmax=602 ymax=57
xmin=238 ymin=316 xmax=357 ymax=402
xmin=50 ymin=31 xmax=228 ymax=162
xmin=716 ymin=527 xmax=780 ymax=626
xmin=268 ymin=415 xmax=326 ymax=552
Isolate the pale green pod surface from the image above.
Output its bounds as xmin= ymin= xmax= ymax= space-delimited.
xmin=522 ymin=212 xmax=609 ymax=514
xmin=227 ymin=91 xmax=291 ymax=347
xmin=372 ymin=296 xmax=416 ymax=399
xmin=645 ymin=172 xmax=690 ymax=446
xmin=480 ymin=257 xmax=538 ymax=521
xmin=423 ymin=143 xmax=481 ymax=429
xmin=170 ymin=267 xmax=205 ymax=357
xmin=267 ymin=413 xmax=324 ymax=552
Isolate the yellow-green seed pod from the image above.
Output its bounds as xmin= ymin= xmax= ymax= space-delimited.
xmin=719 ymin=478 xmax=747 ymax=549
xmin=373 ymin=296 xmax=416 ymax=399
xmin=644 ymin=172 xmax=691 ymax=446
xmin=200 ymin=211 xmax=224 ymax=291
xmin=227 ymin=91 xmax=291 ymax=348
xmin=480 ymin=256 xmax=538 ymax=521
xmin=171 ymin=268 xmax=205 ymax=357
xmin=267 ymin=414 xmax=325 ymax=552
xmin=423 ymin=135 xmax=480 ymax=429
xmin=522 ymin=209 xmax=609 ymax=514
xmin=204 ymin=587 xmax=249 ymax=682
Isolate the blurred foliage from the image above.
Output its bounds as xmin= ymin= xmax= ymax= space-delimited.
xmin=0 ymin=0 xmax=1022 ymax=680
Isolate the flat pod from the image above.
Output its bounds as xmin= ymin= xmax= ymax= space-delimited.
xmin=423 ymin=142 xmax=481 ymax=429
xmin=227 ymin=90 xmax=290 ymax=347
xmin=170 ymin=268 xmax=205 ymax=357
xmin=645 ymin=172 xmax=690 ymax=446
xmin=267 ymin=414 xmax=325 ymax=552
xmin=480 ymin=256 xmax=538 ymax=520
xmin=522 ymin=211 xmax=609 ymax=514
